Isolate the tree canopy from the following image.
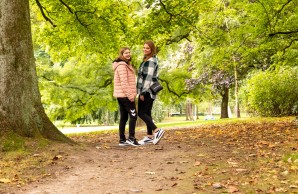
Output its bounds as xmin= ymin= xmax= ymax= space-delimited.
xmin=30 ymin=0 xmax=297 ymax=122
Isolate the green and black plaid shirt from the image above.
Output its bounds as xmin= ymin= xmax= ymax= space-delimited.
xmin=137 ymin=56 xmax=159 ymax=99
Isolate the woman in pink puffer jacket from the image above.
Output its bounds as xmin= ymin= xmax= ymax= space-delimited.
xmin=113 ymin=47 xmax=140 ymax=146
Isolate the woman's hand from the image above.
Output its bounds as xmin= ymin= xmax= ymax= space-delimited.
xmin=140 ymin=95 xmax=144 ymax=101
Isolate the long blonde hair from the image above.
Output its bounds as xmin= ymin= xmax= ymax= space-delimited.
xmin=143 ymin=41 xmax=156 ymax=62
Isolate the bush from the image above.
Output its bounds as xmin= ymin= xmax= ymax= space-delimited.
xmin=152 ymin=99 xmax=165 ymax=122
xmin=241 ymin=67 xmax=298 ymax=117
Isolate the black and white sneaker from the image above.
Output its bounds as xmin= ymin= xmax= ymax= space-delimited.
xmin=153 ymin=129 xmax=165 ymax=145
xmin=119 ymin=140 xmax=130 ymax=146
xmin=138 ymin=136 xmax=153 ymax=145
xmin=127 ymin=138 xmax=141 ymax=146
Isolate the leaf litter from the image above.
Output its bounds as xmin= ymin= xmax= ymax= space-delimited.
xmin=0 ymin=118 xmax=297 ymax=193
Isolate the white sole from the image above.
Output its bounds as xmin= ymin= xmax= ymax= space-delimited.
xmin=153 ymin=130 xmax=165 ymax=145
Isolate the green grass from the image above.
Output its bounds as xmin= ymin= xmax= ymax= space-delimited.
xmin=0 ymin=131 xmax=25 ymax=152
xmin=65 ymin=116 xmax=296 ymax=136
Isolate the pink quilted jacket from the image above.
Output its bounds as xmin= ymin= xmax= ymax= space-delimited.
xmin=113 ymin=61 xmax=137 ymax=101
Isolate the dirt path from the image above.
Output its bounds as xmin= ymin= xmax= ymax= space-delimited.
xmin=16 ymin=131 xmax=200 ymax=194
xmin=2 ymin=120 xmax=298 ymax=194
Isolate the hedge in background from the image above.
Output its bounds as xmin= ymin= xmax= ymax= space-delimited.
xmin=242 ymin=67 xmax=298 ymax=117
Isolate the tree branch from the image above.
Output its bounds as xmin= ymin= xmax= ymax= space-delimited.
xmin=269 ymin=30 xmax=298 ymax=37
xmin=74 ymin=11 xmax=95 ymax=27
xmin=256 ymin=0 xmax=272 ymax=32
xmin=35 ymin=0 xmax=56 ymax=27
xmin=273 ymin=0 xmax=292 ymax=18
xmin=59 ymin=0 xmax=73 ymax=13
xmin=40 ymin=76 xmax=112 ymax=95
xmin=166 ymin=32 xmax=191 ymax=45
xmin=282 ymin=38 xmax=298 ymax=55
xmin=58 ymin=0 xmax=95 ymax=28
xmin=158 ymin=0 xmax=200 ymax=32
xmin=159 ymin=78 xmax=189 ymax=98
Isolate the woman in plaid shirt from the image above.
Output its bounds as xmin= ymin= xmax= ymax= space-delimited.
xmin=137 ymin=41 xmax=165 ymax=145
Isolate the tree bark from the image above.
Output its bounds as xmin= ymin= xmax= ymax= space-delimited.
xmin=185 ymin=100 xmax=193 ymax=121
xmin=0 ymin=0 xmax=72 ymax=143
xmin=234 ymin=57 xmax=241 ymax=118
xmin=220 ymin=87 xmax=229 ymax=119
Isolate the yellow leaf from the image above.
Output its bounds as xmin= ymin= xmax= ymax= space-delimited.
xmin=145 ymin=171 xmax=155 ymax=175
xmin=179 ymin=161 xmax=189 ymax=164
xmin=53 ymin=155 xmax=63 ymax=160
xmin=227 ymin=185 xmax=239 ymax=193
xmin=194 ymin=161 xmax=201 ymax=166
xmin=236 ymin=168 xmax=247 ymax=172
xmin=0 ymin=178 xmax=11 ymax=183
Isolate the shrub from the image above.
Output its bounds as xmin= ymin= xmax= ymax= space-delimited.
xmin=241 ymin=67 xmax=298 ymax=117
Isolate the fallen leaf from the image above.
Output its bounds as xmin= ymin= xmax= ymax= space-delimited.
xmin=236 ymin=168 xmax=247 ymax=172
xmin=227 ymin=159 xmax=238 ymax=167
xmin=194 ymin=161 xmax=201 ymax=166
xmin=129 ymin=188 xmax=142 ymax=192
xmin=0 ymin=178 xmax=11 ymax=183
xmin=227 ymin=185 xmax=239 ymax=193
xmin=53 ymin=155 xmax=63 ymax=160
xmin=179 ymin=161 xmax=189 ymax=164
xmin=289 ymin=185 xmax=298 ymax=189
xmin=275 ymin=187 xmax=287 ymax=192
xmin=213 ymin=182 xmax=223 ymax=189
xmin=280 ymin=171 xmax=289 ymax=176
xmin=145 ymin=171 xmax=155 ymax=175
xmin=259 ymin=141 xmax=269 ymax=145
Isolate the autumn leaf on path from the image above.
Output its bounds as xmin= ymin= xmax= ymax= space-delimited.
xmin=179 ymin=161 xmax=189 ymax=164
xmin=0 ymin=178 xmax=11 ymax=184
xmin=212 ymin=182 xmax=223 ymax=189
xmin=53 ymin=155 xmax=63 ymax=160
xmin=145 ymin=171 xmax=155 ymax=175
xmin=194 ymin=161 xmax=201 ymax=166
xmin=227 ymin=185 xmax=239 ymax=193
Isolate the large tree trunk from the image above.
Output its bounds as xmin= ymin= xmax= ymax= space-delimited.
xmin=220 ymin=87 xmax=229 ymax=119
xmin=0 ymin=0 xmax=72 ymax=143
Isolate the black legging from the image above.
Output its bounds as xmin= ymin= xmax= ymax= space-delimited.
xmin=138 ymin=93 xmax=157 ymax=135
xmin=117 ymin=98 xmax=137 ymax=140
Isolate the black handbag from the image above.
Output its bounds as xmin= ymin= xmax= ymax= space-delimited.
xmin=150 ymin=81 xmax=163 ymax=94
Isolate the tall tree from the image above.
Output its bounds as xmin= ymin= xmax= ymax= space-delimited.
xmin=0 ymin=0 xmax=72 ymax=143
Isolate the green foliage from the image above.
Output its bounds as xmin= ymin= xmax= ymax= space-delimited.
xmin=152 ymin=99 xmax=165 ymax=122
xmin=30 ymin=0 xmax=297 ymax=122
xmin=241 ymin=67 xmax=298 ymax=116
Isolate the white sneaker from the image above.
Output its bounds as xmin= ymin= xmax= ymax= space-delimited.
xmin=119 ymin=140 xmax=130 ymax=146
xmin=126 ymin=138 xmax=141 ymax=146
xmin=153 ymin=129 xmax=165 ymax=145
xmin=138 ymin=136 xmax=153 ymax=145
